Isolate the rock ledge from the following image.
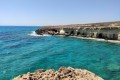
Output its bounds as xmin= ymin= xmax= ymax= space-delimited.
xmin=13 ymin=67 xmax=103 ymax=80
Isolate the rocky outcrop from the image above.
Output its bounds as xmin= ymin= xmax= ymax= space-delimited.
xmin=35 ymin=21 xmax=120 ymax=40
xmin=13 ymin=67 xmax=103 ymax=80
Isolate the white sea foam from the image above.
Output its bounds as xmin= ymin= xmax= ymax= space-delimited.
xmin=69 ymin=36 xmax=120 ymax=44
xmin=28 ymin=31 xmax=51 ymax=37
xmin=29 ymin=31 xmax=120 ymax=43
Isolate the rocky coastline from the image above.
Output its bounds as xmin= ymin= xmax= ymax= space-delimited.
xmin=35 ymin=21 xmax=120 ymax=41
xmin=13 ymin=67 xmax=103 ymax=80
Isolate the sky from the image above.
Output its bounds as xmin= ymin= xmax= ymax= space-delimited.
xmin=0 ymin=0 xmax=120 ymax=26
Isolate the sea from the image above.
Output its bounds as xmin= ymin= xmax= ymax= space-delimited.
xmin=0 ymin=26 xmax=120 ymax=80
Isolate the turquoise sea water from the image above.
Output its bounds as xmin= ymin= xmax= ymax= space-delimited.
xmin=0 ymin=26 xmax=120 ymax=80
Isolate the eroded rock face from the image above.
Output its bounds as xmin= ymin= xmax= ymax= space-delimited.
xmin=13 ymin=67 xmax=104 ymax=80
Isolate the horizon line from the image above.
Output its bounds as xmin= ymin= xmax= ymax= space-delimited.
xmin=0 ymin=20 xmax=120 ymax=27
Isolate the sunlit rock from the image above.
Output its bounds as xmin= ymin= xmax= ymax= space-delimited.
xmin=13 ymin=67 xmax=103 ymax=80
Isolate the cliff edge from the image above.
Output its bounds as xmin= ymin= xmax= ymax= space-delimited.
xmin=35 ymin=21 xmax=120 ymax=40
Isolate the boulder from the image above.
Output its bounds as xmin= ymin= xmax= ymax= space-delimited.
xmin=13 ymin=67 xmax=103 ymax=80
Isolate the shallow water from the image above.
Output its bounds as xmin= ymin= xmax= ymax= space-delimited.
xmin=0 ymin=26 xmax=120 ymax=80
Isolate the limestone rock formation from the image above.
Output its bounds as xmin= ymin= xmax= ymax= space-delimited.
xmin=35 ymin=21 xmax=120 ymax=41
xmin=13 ymin=67 xmax=104 ymax=80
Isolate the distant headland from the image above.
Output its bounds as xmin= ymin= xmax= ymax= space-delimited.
xmin=36 ymin=21 xmax=120 ymax=41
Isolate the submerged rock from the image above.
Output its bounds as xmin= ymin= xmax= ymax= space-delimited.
xmin=107 ymin=63 xmax=120 ymax=71
xmin=13 ymin=67 xmax=103 ymax=80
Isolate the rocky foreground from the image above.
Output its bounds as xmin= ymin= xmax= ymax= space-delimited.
xmin=13 ymin=67 xmax=103 ymax=80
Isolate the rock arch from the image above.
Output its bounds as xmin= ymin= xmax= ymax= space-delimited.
xmin=97 ymin=33 xmax=103 ymax=38
xmin=77 ymin=32 xmax=80 ymax=35
xmin=70 ymin=31 xmax=74 ymax=35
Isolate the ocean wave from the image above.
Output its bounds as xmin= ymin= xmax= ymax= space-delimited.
xmin=28 ymin=31 xmax=51 ymax=37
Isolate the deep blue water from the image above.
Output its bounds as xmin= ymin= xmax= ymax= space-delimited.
xmin=0 ymin=26 xmax=120 ymax=80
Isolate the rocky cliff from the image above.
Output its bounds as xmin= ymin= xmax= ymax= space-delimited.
xmin=35 ymin=21 xmax=120 ymax=40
